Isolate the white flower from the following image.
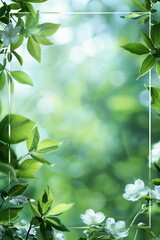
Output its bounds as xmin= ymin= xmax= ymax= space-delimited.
xmin=54 ymin=233 xmax=64 ymax=240
xmin=123 ymin=179 xmax=150 ymax=201
xmin=80 ymin=209 xmax=105 ymax=225
xmin=152 ymin=186 xmax=160 ymax=202
xmin=105 ymin=218 xmax=129 ymax=239
xmin=151 ymin=142 xmax=160 ymax=163
xmin=14 ymin=220 xmax=36 ymax=238
xmin=0 ymin=23 xmax=21 ymax=47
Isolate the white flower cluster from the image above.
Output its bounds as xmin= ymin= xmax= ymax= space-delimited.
xmin=81 ymin=209 xmax=129 ymax=239
xmin=151 ymin=141 xmax=160 ymax=164
xmin=14 ymin=220 xmax=36 ymax=238
xmin=0 ymin=23 xmax=21 ymax=47
xmin=54 ymin=232 xmax=64 ymax=240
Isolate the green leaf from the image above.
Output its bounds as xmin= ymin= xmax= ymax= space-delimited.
xmin=152 ymin=178 xmax=160 ymax=185
xmin=36 ymin=139 xmax=62 ymax=153
xmin=122 ymin=42 xmax=150 ymax=55
xmin=46 ymin=217 xmax=69 ymax=231
xmin=122 ymin=12 xmax=147 ymax=19
xmin=0 ymin=114 xmax=36 ymax=144
xmin=138 ymin=55 xmax=156 ymax=78
xmin=0 ymin=162 xmax=16 ymax=179
xmin=156 ymin=61 xmax=160 ymax=77
xmin=8 ymin=183 xmax=28 ymax=197
xmin=39 ymin=186 xmax=53 ymax=215
xmin=142 ymin=32 xmax=154 ymax=50
xmin=151 ymin=23 xmax=160 ymax=46
xmin=24 ymin=2 xmax=36 ymax=16
xmin=0 ymin=142 xmax=18 ymax=168
xmin=11 ymin=34 xmax=24 ymax=51
xmin=17 ymin=159 xmax=42 ymax=178
xmin=29 ymin=202 xmax=41 ymax=217
xmin=148 ymin=86 xmax=160 ymax=111
xmin=10 ymin=70 xmax=33 ymax=86
xmin=12 ymin=51 xmax=23 ymax=65
xmin=0 ymin=71 xmax=6 ymax=91
xmin=33 ymin=35 xmax=53 ymax=45
xmin=27 ymin=36 xmax=41 ymax=62
xmin=31 ymin=153 xmax=54 ymax=166
xmin=0 ymin=208 xmax=23 ymax=224
xmin=47 ymin=203 xmax=74 ymax=216
xmin=132 ymin=0 xmax=148 ymax=11
xmin=38 ymin=23 xmax=60 ymax=37
xmin=27 ymin=127 xmax=40 ymax=151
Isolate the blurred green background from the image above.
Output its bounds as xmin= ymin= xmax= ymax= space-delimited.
xmin=3 ymin=0 xmax=159 ymax=239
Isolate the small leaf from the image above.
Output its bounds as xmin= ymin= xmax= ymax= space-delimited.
xmin=12 ymin=51 xmax=23 ymax=65
xmin=151 ymin=23 xmax=160 ymax=46
xmin=31 ymin=153 xmax=54 ymax=166
xmin=47 ymin=203 xmax=74 ymax=216
xmin=38 ymin=23 xmax=60 ymax=37
xmin=27 ymin=36 xmax=41 ymax=62
xmin=142 ymin=32 xmax=154 ymax=50
xmin=17 ymin=159 xmax=42 ymax=178
xmin=10 ymin=70 xmax=33 ymax=86
xmin=27 ymin=127 xmax=40 ymax=151
xmin=8 ymin=183 xmax=28 ymax=197
xmin=0 ymin=208 xmax=23 ymax=224
xmin=138 ymin=55 xmax=156 ymax=78
xmin=147 ymin=86 xmax=160 ymax=111
xmin=122 ymin=12 xmax=147 ymax=19
xmin=152 ymin=178 xmax=160 ymax=185
xmin=0 ymin=162 xmax=16 ymax=179
xmin=0 ymin=114 xmax=36 ymax=144
xmin=0 ymin=71 xmax=6 ymax=91
xmin=156 ymin=61 xmax=160 ymax=77
xmin=122 ymin=42 xmax=150 ymax=55
xmin=36 ymin=139 xmax=62 ymax=153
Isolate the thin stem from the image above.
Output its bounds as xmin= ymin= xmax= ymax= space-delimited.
xmin=0 ymin=199 xmax=5 ymax=208
xmin=129 ymin=210 xmax=143 ymax=228
xmin=0 ymin=179 xmax=14 ymax=191
xmin=25 ymin=224 xmax=32 ymax=240
xmin=133 ymin=229 xmax=139 ymax=240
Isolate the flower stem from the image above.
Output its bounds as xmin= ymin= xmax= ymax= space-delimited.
xmin=25 ymin=224 xmax=32 ymax=240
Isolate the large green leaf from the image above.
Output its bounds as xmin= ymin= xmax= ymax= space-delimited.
xmin=31 ymin=153 xmax=53 ymax=166
xmin=138 ymin=55 xmax=156 ymax=78
xmin=46 ymin=217 xmax=69 ymax=231
xmin=33 ymin=35 xmax=53 ymax=45
xmin=0 ymin=71 xmax=6 ymax=91
xmin=0 ymin=142 xmax=18 ymax=167
xmin=17 ymin=159 xmax=42 ymax=178
xmin=0 ymin=100 xmax=1 ymax=116
xmin=29 ymin=202 xmax=41 ymax=217
xmin=38 ymin=23 xmax=60 ymax=37
xmin=10 ymin=70 xmax=33 ymax=86
xmin=36 ymin=139 xmax=62 ymax=153
xmin=142 ymin=32 xmax=154 ymax=50
xmin=122 ymin=42 xmax=150 ymax=55
xmin=12 ymin=51 xmax=23 ymax=65
xmin=11 ymin=35 xmax=24 ymax=51
xmin=8 ymin=183 xmax=28 ymax=197
xmin=0 ymin=208 xmax=23 ymax=224
xmin=0 ymin=162 xmax=16 ymax=179
xmin=47 ymin=203 xmax=74 ymax=216
xmin=27 ymin=36 xmax=41 ymax=62
xmin=27 ymin=127 xmax=39 ymax=151
xmin=151 ymin=23 xmax=160 ymax=46
xmin=0 ymin=114 xmax=36 ymax=144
